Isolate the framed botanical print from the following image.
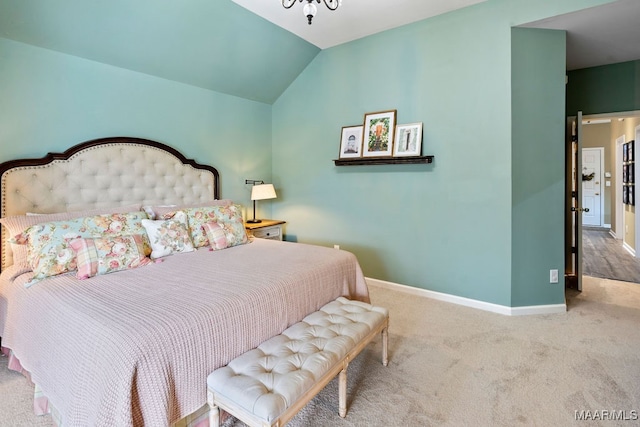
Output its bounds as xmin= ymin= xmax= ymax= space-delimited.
xmin=362 ymin=110 xmax=397 ymax=157
xmin=393 ymin=123 xmax=423 ymax=157
xmin=338 ymin=125 xmax=363 ymax=159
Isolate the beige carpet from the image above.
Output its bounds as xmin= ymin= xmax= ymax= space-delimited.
xmin=2 ymin=276 xmax=639 ymax=426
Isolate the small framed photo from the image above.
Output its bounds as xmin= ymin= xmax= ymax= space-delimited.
xmin=623 ymin=164 xmax=629 ymax=184
xmin=630 ymin=163 xmax=635 ymax=183
xmin=629 ymin=141 xmax=635 ymax=162
xmin=338 ymin=125 xmax=363 ymax=159
xmin=362 ymin=109 xmax=397 ymax=157
xmin=393 ymin=123 xmax=423 ymax=157
xmin=623 ymin=143 xmax=629 ymax=162
xmin=630 ymin=185 xmax=635 ymax=206
xmin=623 ymin=185 xmax=629 ymax=204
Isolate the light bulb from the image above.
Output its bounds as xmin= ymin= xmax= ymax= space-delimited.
xmin=303 ymin=2 xmax=317 ymax=25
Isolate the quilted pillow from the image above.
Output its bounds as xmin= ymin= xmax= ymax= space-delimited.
xmin=141 ymin=211 xmax=195 ymax=259
xmin=69 ymin=234 xmax=152 ymax=280
xmin=163 ymin=204 xmax=248 ymax=248
xmin=202 ymin=221 xmax=229 ymax=251
xmin=12 ymin=211 xmax=151 ymax=285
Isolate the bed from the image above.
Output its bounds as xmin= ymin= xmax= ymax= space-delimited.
xmin=0 ymin=137 xmax=369 ymax=426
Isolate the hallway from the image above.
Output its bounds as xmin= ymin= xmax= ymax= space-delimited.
xmin=583 ymin=228 xmax=640 ymax=283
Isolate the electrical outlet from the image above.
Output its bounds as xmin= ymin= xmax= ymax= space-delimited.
xmin=550 ymin=269 xmax=558 ymax=283
xmin=334 ymin=245 xmax=340 ymax=250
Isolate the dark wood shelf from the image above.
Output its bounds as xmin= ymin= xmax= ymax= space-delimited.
xmin=333 ymin=156 xmax=434 ymax=166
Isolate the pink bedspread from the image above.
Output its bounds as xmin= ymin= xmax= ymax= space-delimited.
xmin=0 ymin=239 xmax=369 ymax=426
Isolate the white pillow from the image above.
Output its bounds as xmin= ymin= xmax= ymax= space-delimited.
xmin=141 ymin=211 xmax=195 ymax=259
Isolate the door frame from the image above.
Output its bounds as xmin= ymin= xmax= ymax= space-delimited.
xmin=582 ymin=147 xmax=605 ymax=227
xmin=615 ymin=135 xmax=626 ymax=240
xmin=565 ymin=113 xmax=583 ymax=291
xmin=635 ymin=125 xmax=640 ymax=254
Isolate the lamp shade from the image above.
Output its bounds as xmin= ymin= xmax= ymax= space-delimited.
xmin=251 ymin=183 xmax=277 ymax=201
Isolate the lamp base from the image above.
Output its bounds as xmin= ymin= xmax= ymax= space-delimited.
xmin=246 ymin=219 xmax=262 ymax=224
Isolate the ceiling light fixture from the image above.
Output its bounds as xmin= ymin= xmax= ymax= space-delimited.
xmin=282 ymin=0 xmax=340 ymax=25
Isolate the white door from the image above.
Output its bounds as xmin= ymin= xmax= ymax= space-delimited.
xmin=582 ymin=148 xmax=603 ymax=227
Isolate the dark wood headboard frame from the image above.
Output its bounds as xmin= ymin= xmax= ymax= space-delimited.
xmin=0 ymin=136 xmax=220 ymax=199
xmin=0 ymin=136 xmax=220 ymax=271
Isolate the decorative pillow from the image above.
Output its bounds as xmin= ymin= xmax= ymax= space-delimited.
xmin=141 ymin=211 xmax=195 ymax=259
xmin=202 ymin=221 xmax=229 ymax=251
xmin=0 ymin=204 xmax=142 ymax=269
xmin=69 ymin=234 xmax=152 ymax=280
xmin=150 ymin=199 xmax=233 ymax=221
xmin=12 ymin=211 xmax=150 ymax=284
xmin=163 ymin=204 xmax=248 ymax=248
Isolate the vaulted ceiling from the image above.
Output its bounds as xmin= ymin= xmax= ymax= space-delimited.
xmin=0 ymin=0 xmax=320 ymax=104
xmin=1 ymin=0 xmax=638 ymax=105
xmin=0 ymin=0 xmax=488 ymax=104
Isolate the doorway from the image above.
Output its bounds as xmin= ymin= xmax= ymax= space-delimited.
xmin=577 ymin=114 xmax=640 ymax=284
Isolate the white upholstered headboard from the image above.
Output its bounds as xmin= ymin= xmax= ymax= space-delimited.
xmin=0 ymin=136 xmax=220 ymax=270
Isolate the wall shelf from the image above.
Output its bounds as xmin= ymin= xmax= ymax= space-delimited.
xmin=333 ymin=156 xmax=434 ymax=166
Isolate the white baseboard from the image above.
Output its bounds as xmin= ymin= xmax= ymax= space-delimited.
xmin=366 ymin=277 xmax=566 ymax=316
xmin=623 ymin=241 xmax=636 ymax=256
xmin=609 ymin=229 xmax=618 ymax=239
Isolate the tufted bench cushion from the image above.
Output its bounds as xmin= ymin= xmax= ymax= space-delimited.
xmin=207 ymin=297 xmax=389 ymax=427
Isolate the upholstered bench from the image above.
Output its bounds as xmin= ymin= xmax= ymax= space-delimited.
xmin=206 ymin=297 xmax=389 ymax=427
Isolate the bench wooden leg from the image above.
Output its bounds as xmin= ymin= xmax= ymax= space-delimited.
xmin=382 ymin=321 xmax=389 ymax=367
xmin=207 ymin=390 xmax=220 ymax=427
xmin=339 ymin=362 xmax=348 ymax=417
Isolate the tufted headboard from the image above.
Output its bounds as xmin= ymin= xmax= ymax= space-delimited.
xmin=0 ymin=136 xmax=219 ymax=270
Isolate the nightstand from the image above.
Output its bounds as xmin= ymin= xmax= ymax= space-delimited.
xmin=245 ymin=219 xmax=286 ymax=241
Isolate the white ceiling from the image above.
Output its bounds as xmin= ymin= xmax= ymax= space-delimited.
xmin=522 ymin=0 xmax=640 ymax=70
xmin=234 ymin=0 xmax=640 ymax=70
xmin=231 ymin=0 xmax=487 ymax=49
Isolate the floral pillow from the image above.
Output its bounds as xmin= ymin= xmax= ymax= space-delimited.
xmin=69 ymin=234 xmax=152 ymax=280
xmin=202 ymin=221 xmax=229 ymax=251
xmin=141 ymin=211 xmax=195 ymax=259
xmin=12 ymin=211 xmax=151 ymax=285
xmin=163 ymin=204 xmax=248 ymax=248
xmin=0 ymin=203 xmax=142 ymax=269
xmin=147 ymin=199 xmax=233 ymax=220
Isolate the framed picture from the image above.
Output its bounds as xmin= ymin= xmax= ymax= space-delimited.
xmin=630 ymin=185 xmax=635 ymax=206
xmin=629 ymin=141 xmax=634 ymax=162
xmin=623 ymin=143 xmax=629 ymax=162
xmin=623 ymin=185 xmax=629 ymax=205
xmin=338 ymin=125 xmax=363 ymax=159
xmin=362 ymin=110 xmax=397 ymax=157
xmin=393 ymin=122 xmax=423 ymax=157
xmin=630 ymin=163 xmax=635 ymax=183
xmin=623 ymin=164 xmax=629 ymax=183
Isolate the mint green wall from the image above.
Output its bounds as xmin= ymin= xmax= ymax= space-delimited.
xmin=511 ymin=28 xmax=567 ymax=306
xmin=0 ymin=38 xmax=272 ymax=210
xmin=567 ymin=60 xmax=640 ymax=115
xmin=272 ymin=0 xmax=613 ymax=307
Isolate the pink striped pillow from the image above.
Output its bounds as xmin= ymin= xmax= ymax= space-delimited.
xmin=202 ymin=221 xmax=229 ymax=251
xmin=69 ymin=234 xmax=152 ymax=280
